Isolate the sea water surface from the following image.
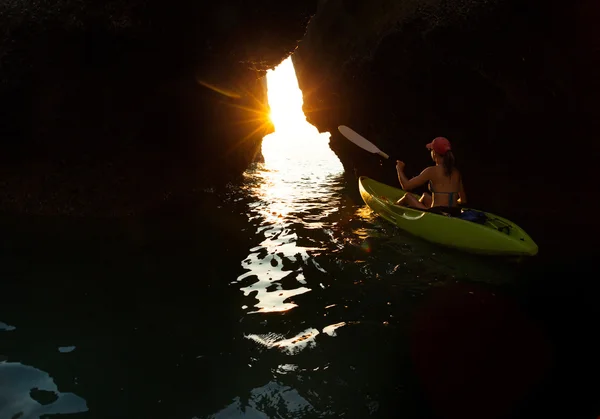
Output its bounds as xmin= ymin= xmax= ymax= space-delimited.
xmin=0 ymin=128 xmax=596 ymax=419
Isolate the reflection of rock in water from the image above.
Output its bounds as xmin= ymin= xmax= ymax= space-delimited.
xmin=0 ymin=362 xmax=87 ymax=419
xmin=29 ymin=388 xmax=58 ymax=405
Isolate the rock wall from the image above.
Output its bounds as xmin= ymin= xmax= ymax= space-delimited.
xmin=293 ymin=0 xmax=600 ymax=247
xmin=0 ymin=0 xmax=317 ymax=216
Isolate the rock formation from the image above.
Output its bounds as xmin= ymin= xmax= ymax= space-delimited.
xmin=293 ymin=0 xmax=600 ymax=245
xmin=0 ymin=0 xmax=317 ymax=216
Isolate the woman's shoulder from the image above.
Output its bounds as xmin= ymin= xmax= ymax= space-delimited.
xmin=431 ymin=166 xmax=460 ymax=180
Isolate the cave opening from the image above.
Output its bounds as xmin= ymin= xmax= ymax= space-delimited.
xmin=260 ymin=56 xmax=342 ymax=175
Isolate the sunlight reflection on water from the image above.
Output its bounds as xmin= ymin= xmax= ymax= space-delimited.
xmin=235 ymin=127 xmax=344 ymax=314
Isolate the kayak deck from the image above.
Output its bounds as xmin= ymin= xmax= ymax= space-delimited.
xmin=358 ymin=176 xmax=538 ymax=256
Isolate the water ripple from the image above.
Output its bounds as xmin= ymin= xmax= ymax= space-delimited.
xmin=231 ymin=131 xmax=344 ymax=314
xmin=214 ymin=128 xmax=521 ymax=419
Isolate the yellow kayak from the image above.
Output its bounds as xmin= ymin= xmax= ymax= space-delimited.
xmin=359 ymin=176 xmax=538 ymax=256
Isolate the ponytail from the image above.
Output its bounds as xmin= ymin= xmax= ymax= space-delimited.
xmin=443 ymin=150 xmax=455 ymax=177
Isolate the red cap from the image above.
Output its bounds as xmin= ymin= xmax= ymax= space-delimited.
xmin=426 ymin=137 xmax=451 ymax=155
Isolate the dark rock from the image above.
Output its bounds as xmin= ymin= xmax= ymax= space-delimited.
xmin=294 ymin=0 xmax=600 ymax=253
xmin=0 ymin=0 xmax=317 ymax=216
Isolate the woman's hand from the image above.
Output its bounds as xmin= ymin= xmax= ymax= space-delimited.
xmin=396 ymin=160 xmax=406 ymax=172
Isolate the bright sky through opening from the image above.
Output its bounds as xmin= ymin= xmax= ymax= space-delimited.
xmin=266 ymin=57 xmax=312 ymax=135
xmin=261 ymin=56 xmax=342 ymax=166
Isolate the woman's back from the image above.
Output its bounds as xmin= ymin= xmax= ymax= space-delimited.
xmin=429 ymin=166 xmax=463 ymax=207
xmin=393 ymin=136 xmax=467 ymax=210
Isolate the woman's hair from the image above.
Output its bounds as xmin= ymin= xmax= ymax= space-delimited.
xmin=442 ymin=151 xmax=455 ymax=177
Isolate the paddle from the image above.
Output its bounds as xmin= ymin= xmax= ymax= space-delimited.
xmin=337 ymin=125 xmax=394 ymax=162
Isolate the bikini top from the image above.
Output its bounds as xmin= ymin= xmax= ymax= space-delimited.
xmin=428 ymin=180 xmax=459 ymax=207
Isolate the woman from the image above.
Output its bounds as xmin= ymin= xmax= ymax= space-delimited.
xmin=394 ymin=137 xmax=466 ymax=213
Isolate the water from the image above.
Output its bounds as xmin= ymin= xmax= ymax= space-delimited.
xmin=1 ymin=130 xmax=598 ymax=419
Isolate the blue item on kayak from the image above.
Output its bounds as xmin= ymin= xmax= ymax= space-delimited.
xmin=459 ymin=209 xmax=488 ymax=224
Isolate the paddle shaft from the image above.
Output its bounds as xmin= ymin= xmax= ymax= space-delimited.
xmin=376 ymin=150 xmax=391 ymax=160
xmin=368 ymin=149 xmax=397 ymax=164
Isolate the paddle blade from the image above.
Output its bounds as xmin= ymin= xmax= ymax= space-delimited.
xmin=338 ymin=125 xmax=382 ymax=154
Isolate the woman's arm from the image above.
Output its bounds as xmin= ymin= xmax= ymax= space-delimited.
xmin=396 ymin=161 xmax=432 ymax=191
